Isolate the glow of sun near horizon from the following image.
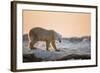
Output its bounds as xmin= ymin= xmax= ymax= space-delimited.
xmin=23 ymin=10 xmax=91 ymax=37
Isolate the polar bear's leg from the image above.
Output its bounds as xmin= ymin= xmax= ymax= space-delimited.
xmin=51 ymin=40 xmax=57 ymax=50
xmin=51 ymin=40 xmax=60 ymax=51
xmin=46 ymin=41 xmax=50 ymax=51
xmin=29 ymin=41 xmax=33 ymax=49
xmin=29 ymin=40 xmax=37 ymax=49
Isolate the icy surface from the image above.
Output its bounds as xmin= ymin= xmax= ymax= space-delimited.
xmin=23 ymin=35 xmax=91 ymax=61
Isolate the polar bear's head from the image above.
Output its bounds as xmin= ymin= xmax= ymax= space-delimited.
xmin=54 ymin=31 xmax=62 ymax=43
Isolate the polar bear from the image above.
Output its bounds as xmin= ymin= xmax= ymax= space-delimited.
xmin=28 ymin=27 xmax=62 ymax=51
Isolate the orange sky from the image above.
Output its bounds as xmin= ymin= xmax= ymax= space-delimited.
xmin=23 ymin=10 xmax=91 ymax=37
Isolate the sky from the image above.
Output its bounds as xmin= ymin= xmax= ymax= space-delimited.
xmin=23 ymin=10 xmax=91 ymax=37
